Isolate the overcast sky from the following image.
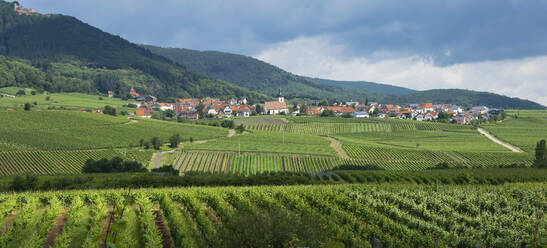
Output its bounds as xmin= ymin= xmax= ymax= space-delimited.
xmin=20 ymin=0 xmax=547 ymax=105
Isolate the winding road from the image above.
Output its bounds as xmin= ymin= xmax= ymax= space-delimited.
xmin=477 ymin=128 xmax=522 ymax=153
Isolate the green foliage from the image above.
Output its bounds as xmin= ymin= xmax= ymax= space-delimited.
xmin=82 ymin=157 xmax=147 ymax=173
xmin=9 ymin=174 xmax=37 ymax=191
xmin=169 ymin=133 xmax=181 ymax=148
xmin=534 ymin=139 xmax=547 ymax=168
xmin=23 ymin=102 xmax=30 ymax=110
xmin=103 ymin=105 xmax=116 ymax=116
xmin=150 ymin=136 xmax=161 ymax=150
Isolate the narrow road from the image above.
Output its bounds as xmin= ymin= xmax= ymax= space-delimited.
xmin=325 ymin=137 xmax=349 ymax=159
xmin=477 ymin=128 xmax=522 ymax=152
xmin=153 ymin=152 xmax=162 ymax=169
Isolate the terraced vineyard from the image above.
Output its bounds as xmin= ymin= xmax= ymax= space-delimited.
xmin=0 ymin=184 xmax=543 ymax=247
xmin=0 ymin=150 xmax=153 ymax=175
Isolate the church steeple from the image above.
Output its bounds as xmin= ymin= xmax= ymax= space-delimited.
xmin=277 ymin=88 xmax=284 ymax=102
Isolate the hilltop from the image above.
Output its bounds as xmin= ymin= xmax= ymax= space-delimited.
xmin=143 ymin=45 xmax=545 ymax=109
xmin=0 ymin=1 xmax=266 ymax=100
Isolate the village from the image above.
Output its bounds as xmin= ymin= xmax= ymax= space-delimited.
xmin=119 ymin=88 xmax=504 ymax=125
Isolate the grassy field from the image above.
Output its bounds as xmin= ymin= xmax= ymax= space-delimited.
xmin=0 ymin=183 xmax=543 ymax=247
xmin=481 ymin=110 xmax=547 ymax=152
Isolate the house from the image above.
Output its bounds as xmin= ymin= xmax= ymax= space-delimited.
xmin=418 ymin=103 xmax=434 ymax=112
xmin=153 ymin=103 xmax=173 ymax=111
xmin=237 ymin=105 xmax=251 ymax=117
xmin=327 ymin=106 xmax=355 ymax=115
xmin=396 ymin=113 xmax=408 ymax=119
xmin=107 ymin=91 xmax=114 ymax=98
xmin=353 ymin=111 xmax=370 ymax=118
xmin=177 ymin=109 xmax=199 ymax=120
xmin=206 ymin=107 xmax=218 ymax=116
xmin=377 ymin=113 xmax=388 ymax=119
xmin=238 ymin=97 xmax=248 ymax=105
xmin=223 ymin=106 xmax=233 ymax=118
xmin=354 ymin=104 xmax=370 ymax=112
xmin=345 ymin=101 xmax=359 ymax=106
xmin=129 ymin=88 xmax=140 ymax=98
xmin=144 ymin=95 xmax=157 ymax=103
xmin=306 ymin=106 xmax=324 ymax=115
xmin=426 ymin=112 xmax=438 ymax=120
xmin=415 ymin=114 xmax=425 ymax=121
xmin=440 ymin=104 xmax=452 ymax=112
xmin=228 ymin=98 xmax=238 ymax=105
xmin=471 ymin=106 xmax=489 ymax=115
xmin=135 ymin=108 xmax=152 ymax=118
xmin=264 ymin=89 xmax=289 ymax=115
xmin=451 ymin=116 xmax=471 ymax=124
xmin=448 ymin=105 xmax=463 ymax=114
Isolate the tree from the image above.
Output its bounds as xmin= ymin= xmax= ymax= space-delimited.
xmin=45 ymin=96 xmax=50 ymax=101
xmin=365 ymin=97 xmax=369 ymax=106
xmin=165 ymin=109 xmax=176 ymax=118
xmin=31 ymin=91 xmax=36 ymax=95
xmin=139 ymin=138 xmax=145 ymax=147
xmin=320 ymin=110 xmax=335 ymax=117
xmin=16 ymin=89 xmax=25 ymax=96
xmin=221 ymin=120 xmax=235 ymax=129
xmin=143 ymin=141 xmax=151 ymax=150
xmin=169 ymin=134 xmax=181 ymax=148
xmin=151 ymin=137 xmax=162 ymax=150
xmin=533 ymin=139 xmax=546 ymax=168
xmin=24 ymin=102 xmax=31 ymax=111
xmin=235 ymin=124 xmax=245 ymax=134
xmin=103 ymin=105 xmax=117 ymax=116
xmin=255 ymin=104 xmax=263 ymax=114
xmin=319 ymin=99 xmax=329 ymax=106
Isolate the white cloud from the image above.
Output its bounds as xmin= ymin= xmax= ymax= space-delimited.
xmin=255 ymin=36 xmax=547 ymax=106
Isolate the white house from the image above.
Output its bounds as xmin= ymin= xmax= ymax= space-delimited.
xmin=264 ymin=89 xmax=289 ymax=115
xmin=353 ymin=111 xmax=370 ymax=118
xmin=223 ymin=106 xmax=233 ymax=118
xmin=153 ymin=103 xmax=174 ymax=111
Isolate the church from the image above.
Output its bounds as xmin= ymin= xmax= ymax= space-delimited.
xmin=264 ymin=89 xmax=289 ymax=115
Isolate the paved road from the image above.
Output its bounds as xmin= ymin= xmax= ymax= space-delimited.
xmin=477 ymin=128 xmax=522 ymax=152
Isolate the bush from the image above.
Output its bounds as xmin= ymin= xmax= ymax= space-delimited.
xmin=103 ymin=105 xmax=117 ymax=116
xmin=31 ymin=91 xmax=36 ymax=95
xmin=10 ymin=174 xmax=38 ymax=191
xmin=45 ymin=96 xmax=50 ymax=101
xmin=82 ymin=157 xmax=147 ymax=173
xmin=221 ymin=120 xmax=235 ymax=129
xmin=169 ymin=134 xmax=181 ymax=148
xmin=24 ymin=103 xmax=31 ymax=111
xmin=151 ymin=137 xmax=161 ymax=150
xmin=151 ymin=165 xmax=179 ymax=175
xmin=16 ymin=89 xmax=26 ymax=96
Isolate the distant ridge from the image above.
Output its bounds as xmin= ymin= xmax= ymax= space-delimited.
xmin=143 ymin=45 xmax=545 ymax=109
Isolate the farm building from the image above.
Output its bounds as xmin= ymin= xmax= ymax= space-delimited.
xmin=353 ymin=112 xmax=370 ymax=118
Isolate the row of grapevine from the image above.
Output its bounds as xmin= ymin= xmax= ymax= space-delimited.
xmin=0 ymin=184 xmax=543 ymax=247
xmin=0 ymin=150 xmax=153 ymax=176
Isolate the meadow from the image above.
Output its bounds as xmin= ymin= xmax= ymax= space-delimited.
xmin=0 ymin=184 xmax=543 ymax=247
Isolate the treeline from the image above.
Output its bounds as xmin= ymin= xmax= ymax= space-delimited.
xmin=4 ymin=168 xmax=546 ymax=192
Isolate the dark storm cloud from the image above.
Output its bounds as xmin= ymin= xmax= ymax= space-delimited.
xmin=19 ymin=0 xmax=547 ymax=65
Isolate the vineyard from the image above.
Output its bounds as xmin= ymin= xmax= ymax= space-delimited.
xmin=0 ymin=111 xmax=227 ymax=151
xmin=0 ymin=184 xmax=543 ymax=247
xmin=0 ymin=150 xmax=153 ymax=175
xmin=185 ymin=130 xmax=335 ymax=156
xmin=481 ymin=111 xmax=547 ymax=152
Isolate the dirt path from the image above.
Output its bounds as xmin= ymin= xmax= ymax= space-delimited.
xmin=477 ymin=128 xmax=523 ymax=152
xmin=153 ymin=210 xmax=173 ymax=248
xmin=0 ymin=213 xmax=17 ymax=233
xmin=43 ymin=213 xmax=67 ymax=248
xmin=153 ymin=152 xmax=162 ymax=169
xmin=325 ymin=137 xmax=349 ymax=159
xmin=227 ymin=129 xmax=236 ymax=137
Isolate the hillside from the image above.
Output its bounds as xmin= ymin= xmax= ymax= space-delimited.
xmin=384 ymin=89 xmax=545 ymax=109
xmin=0 ymin=1 xmax=266 ymax=100
xmin=141 ymin=45 xmax=382 ymax=101
xmin=305 ymin=77 xmax=416 ymax=95
xmin=143 ymin=45 xmax=545 ymax=109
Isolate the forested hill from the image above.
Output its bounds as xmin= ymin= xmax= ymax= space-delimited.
xmin=304 ymin=77 xmax=416 ymax=95
xmin=143 ymin=45 xmax=545 ymax=109
xmin=0 ymin=1 xmax=265 ymax=100
xmin=384 ymin=89 xmax=545 ymax=109
xmin=141 ymin=45 xmax=382 ymax=102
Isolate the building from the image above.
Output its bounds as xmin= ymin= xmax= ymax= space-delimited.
xmin=353 ymin=112 xmax=370 ymax=118
xmin=471 ymin=106 xmax=489 ymax=115
xmin=135 ymin=108 xmax=152 ymax=118
xmin=264 ymin=89 xmax=289 ymax=115
xmin=107 ymin=91 xmax=114 ymax=98
xmin=237 ymin=105 xmax=251 ymax=117
xmin=418 ymin=103 xmax=434 ymax=112
xmin=327 ymin=106 xmax=355 ymax=115
xmin=153 ymin=103 xmax=174 ymax=111
xmin=129 ymin=88 xmax=140 ymax=98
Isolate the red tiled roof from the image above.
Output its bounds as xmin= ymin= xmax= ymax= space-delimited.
xmin=265 ymin=101 xmax=288 ymax=111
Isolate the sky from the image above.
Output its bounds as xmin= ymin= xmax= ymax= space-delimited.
xmin=20 ymin=0 xmax=547 ymax=106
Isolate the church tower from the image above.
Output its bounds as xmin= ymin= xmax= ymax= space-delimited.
xmin=277 ymin=88 xmax=284 ymax=103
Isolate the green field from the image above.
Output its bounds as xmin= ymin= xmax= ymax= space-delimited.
xmin=0 ymin=184 xmax=543 ymax=247
xmin=481 ymin=110 xmax=547 ymax=152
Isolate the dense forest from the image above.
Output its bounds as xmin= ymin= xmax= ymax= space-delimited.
xmin=0 ymin=1 xmax=266 ymax=100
